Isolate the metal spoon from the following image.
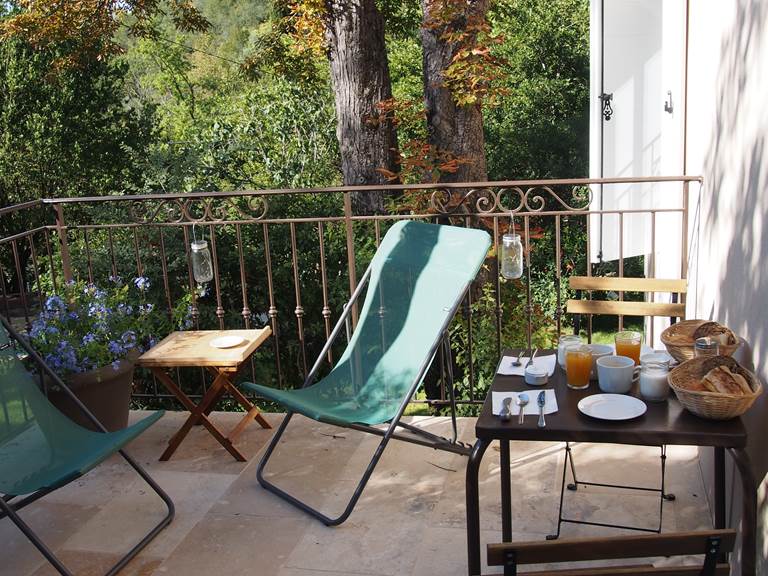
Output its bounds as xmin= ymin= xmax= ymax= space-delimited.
xmin=512 ymin=348 xmax=528 ymax=367
xmin=499 ymin=397 xmax=513 ymax=422
xmin=516 ymin=393 xmax=529 ymax=424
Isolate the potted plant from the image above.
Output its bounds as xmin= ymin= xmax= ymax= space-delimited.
xmin=29 ymin=276 xmax=166 ymax=431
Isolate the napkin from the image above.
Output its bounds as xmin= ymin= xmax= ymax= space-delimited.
xmin=492 ymin=389 xmax=558 ymax=416
xmin=496 ymin=353 xmax=557 ymax=377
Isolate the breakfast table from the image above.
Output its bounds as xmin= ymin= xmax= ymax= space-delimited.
xmin=137 ymin=328 xmax=272 ymax=462
xmin=465 ymin=349 xmax=757 ymax=576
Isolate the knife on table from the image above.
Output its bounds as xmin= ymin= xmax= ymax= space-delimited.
xmin=537 ymin=390 xmax=546 ymax=428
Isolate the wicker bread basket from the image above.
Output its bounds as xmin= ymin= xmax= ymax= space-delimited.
xmin=668 ymin=356 xmax=762 ymax=420
xmin=661 ymin=320 xmax=740 ymax=363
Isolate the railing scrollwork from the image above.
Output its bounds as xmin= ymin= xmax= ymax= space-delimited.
xmin=430 ymin=185 xmax=592 ymax=215
xmin=129 ymin=196 xmax=269 ymax=224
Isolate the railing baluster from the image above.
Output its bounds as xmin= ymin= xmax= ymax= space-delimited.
xmin=107 ymin=228 xmax=117 ymax=280
xmin=43 ymin=229 xmax=58 ymax=293
xmin=27 ymin=235 xmax=43 ymax=309
xmin=651 ymin=210 xmax=657 ymax=343
xmin=493 ymin=216 xmax=502 ymax=360
xmin=0 ymin=249 xmax=10 ymax=319
xmin=84 ymin=228 xmax=94 ymax=284
xmin=11 ymin=240 xmax=30 ymax=326
xmin=132 ymin=227 xmax=143 ymax=278
xmin=317 ymin=222 xmax=333 ymax=364
xmin=53 ymin=203 xmax=73 ymax=283
xmin=524 ymin=216 xmax=532 ymax=352
xmin=157 ymin=227 xmax=173 ymax=317
xmin=289 ymin=222 xmax=308 ymax=378
xmin=619 ymin=211 xmax=624 ymax=332
xmin=555 ymin=214 xmax=562 ymax=336
xmin=181 ymin=225 xmax=200 ymax=327
xmin=262 ymin=223 xmax=283 ymax=386
xmin=235 ymin=224 xmax=251 ymax=329
xmin=209 ymin=224 xmax=225 ymax=329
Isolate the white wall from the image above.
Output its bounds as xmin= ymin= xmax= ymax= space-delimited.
xmin=686 ymin=0 xmax=768 ymax=572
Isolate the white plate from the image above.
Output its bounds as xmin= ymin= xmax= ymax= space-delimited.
xmin=210 ymin=335 xmax=247 ymax=349
xmin=577 ymin=394 xmax=647 ymax=421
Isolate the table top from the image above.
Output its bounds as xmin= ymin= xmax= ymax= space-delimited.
xmin=137 ymin=328 xmax=272 ymax=368
xmin=475 ymin=349 xmax=747 ymax=448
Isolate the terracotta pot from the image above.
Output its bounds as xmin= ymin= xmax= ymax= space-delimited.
xmin=49 ymin=353 xmax=137 ymax=432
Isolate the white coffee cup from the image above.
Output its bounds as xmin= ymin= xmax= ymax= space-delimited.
xmin=588 ymin=344 xmax=613 ymax=380
xmin=597 ymin=355 xmax=639 ymax=394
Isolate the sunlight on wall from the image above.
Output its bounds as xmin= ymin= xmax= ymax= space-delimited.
xmin=686 ymin=0 xmax=768 ymax=573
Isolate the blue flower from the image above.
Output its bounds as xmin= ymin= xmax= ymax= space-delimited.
xmin=44 ymin=295 xmax=65 ymax=313
xmin=139 ymin=303 xmax=154 ymax=315
xmin=82 ymin=333 xmax=96 ymax=345
xmin=109 ymin=275 xmax=123 ymax=286
xmin=108 ymin=340 xmax=124 ymax=356
xmin=133 ymin=277 xmax=150 ymax=292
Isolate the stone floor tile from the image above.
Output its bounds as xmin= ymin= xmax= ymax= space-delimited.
xmin=62 ymin=470 xmax=237 ymax=558
xmin=28 ymin=550 xmax=162 ymax=576
xmin=0 ymin=502 xmax=101 ymax=576
xmin=153 ymin=514 xmax=308 ymax=576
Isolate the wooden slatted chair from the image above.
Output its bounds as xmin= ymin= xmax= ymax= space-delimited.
xmin=566 ymin=276 xmax=687 ymax=334
xmin=486 ymin=529 xmax=735 ymax=576
xmin=549 ymin=275 xmax=688 ymax=539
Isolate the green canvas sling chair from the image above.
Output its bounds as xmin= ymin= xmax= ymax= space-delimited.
xmin=243 ymin=220 xmax=491 ymax=526
xmin=0 ymin=315 xmax=174 ymax=576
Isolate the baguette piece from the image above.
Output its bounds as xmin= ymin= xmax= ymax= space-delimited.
xmin=702 ymin=366 xmax=749 ymax=395
xmin=720 ymin=366 xmax=752 ymax=394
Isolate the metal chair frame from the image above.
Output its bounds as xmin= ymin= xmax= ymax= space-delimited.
xmin=256 ymin=263 xmax=470 ymax=526
xmin=0 ymin=315 xmax=175 ymax=576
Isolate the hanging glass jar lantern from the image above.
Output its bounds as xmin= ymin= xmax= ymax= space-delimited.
xmin=500 ymin=233 xmax=523 ymax=279
xmin=190 ymin=239 xmax=214 ymax=284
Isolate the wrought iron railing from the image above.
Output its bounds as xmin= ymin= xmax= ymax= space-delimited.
xmin=0 ymin=176 xmax=700 ymax=407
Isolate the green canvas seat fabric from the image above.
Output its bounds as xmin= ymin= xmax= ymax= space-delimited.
xmin=244 ymin=220 xmax=491 ymax=426
xmin=0 ymin=331 xmax=163 ymax=496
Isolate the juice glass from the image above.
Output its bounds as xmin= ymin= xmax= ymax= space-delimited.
xmin=565 ymin=344 xmax=592 ymax=390
xmin=614 ymin=331 xmax=642 ymax=365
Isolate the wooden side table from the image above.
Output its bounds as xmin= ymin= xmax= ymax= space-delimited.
xmin=137 ymin=328 xmax=273 ymax=462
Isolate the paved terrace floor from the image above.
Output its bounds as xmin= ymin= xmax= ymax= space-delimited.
xmin=2 ymin=411 xmax=714 ymax=576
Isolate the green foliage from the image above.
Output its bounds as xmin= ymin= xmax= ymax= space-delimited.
xmin=0 ymin=37 xmax=154 ymax=207
xmin=485 ymin=0 xmax=590 ymax=179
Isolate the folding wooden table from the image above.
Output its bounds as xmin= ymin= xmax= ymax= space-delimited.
xmin=137 ymin=328 xmax=273 ymax=462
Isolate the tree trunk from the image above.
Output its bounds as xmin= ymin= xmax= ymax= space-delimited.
xmin=420 ymin=0 xmax=488 ymax=183
xmin=325 ymin=0 xmax=399 ymax=215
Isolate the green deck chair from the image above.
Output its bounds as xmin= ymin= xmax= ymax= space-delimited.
xmin=244 ymin=220 xmax=491 ymax=525
xmin=0 ymin=315 xmax=174 ymax=576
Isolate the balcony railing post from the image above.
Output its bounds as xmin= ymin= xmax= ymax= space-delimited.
xmin=343 ymin=191 xmax=359 ymax=328
xmin=53 ymin=203 xmax=73 ymax=283
xmin=681 ymin=179 xmax=689 ymax=281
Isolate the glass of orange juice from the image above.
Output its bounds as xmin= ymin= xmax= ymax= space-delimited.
xmin=615 ymin=330 xmax=642 ymax=365
xmin=565 ymin=344 xmax=592 ymax=390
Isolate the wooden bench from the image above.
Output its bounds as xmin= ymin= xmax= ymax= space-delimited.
xmin=485 ymin=529 xmax=735 ymax=576
xmin=566 ymin=276 xmax=687 ymax=329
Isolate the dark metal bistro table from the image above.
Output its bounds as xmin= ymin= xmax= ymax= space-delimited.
xmin=465 ymin=349 xmax=756 ymax=576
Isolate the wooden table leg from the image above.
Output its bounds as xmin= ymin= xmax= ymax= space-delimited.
xmin=153 ymin=369 xmax=247 ymax=462
xmin=205 ymin=367 xmax=272 ymax=430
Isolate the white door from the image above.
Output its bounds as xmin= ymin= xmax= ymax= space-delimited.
xmin=589 ymin=0 xmax=686 ymax=343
